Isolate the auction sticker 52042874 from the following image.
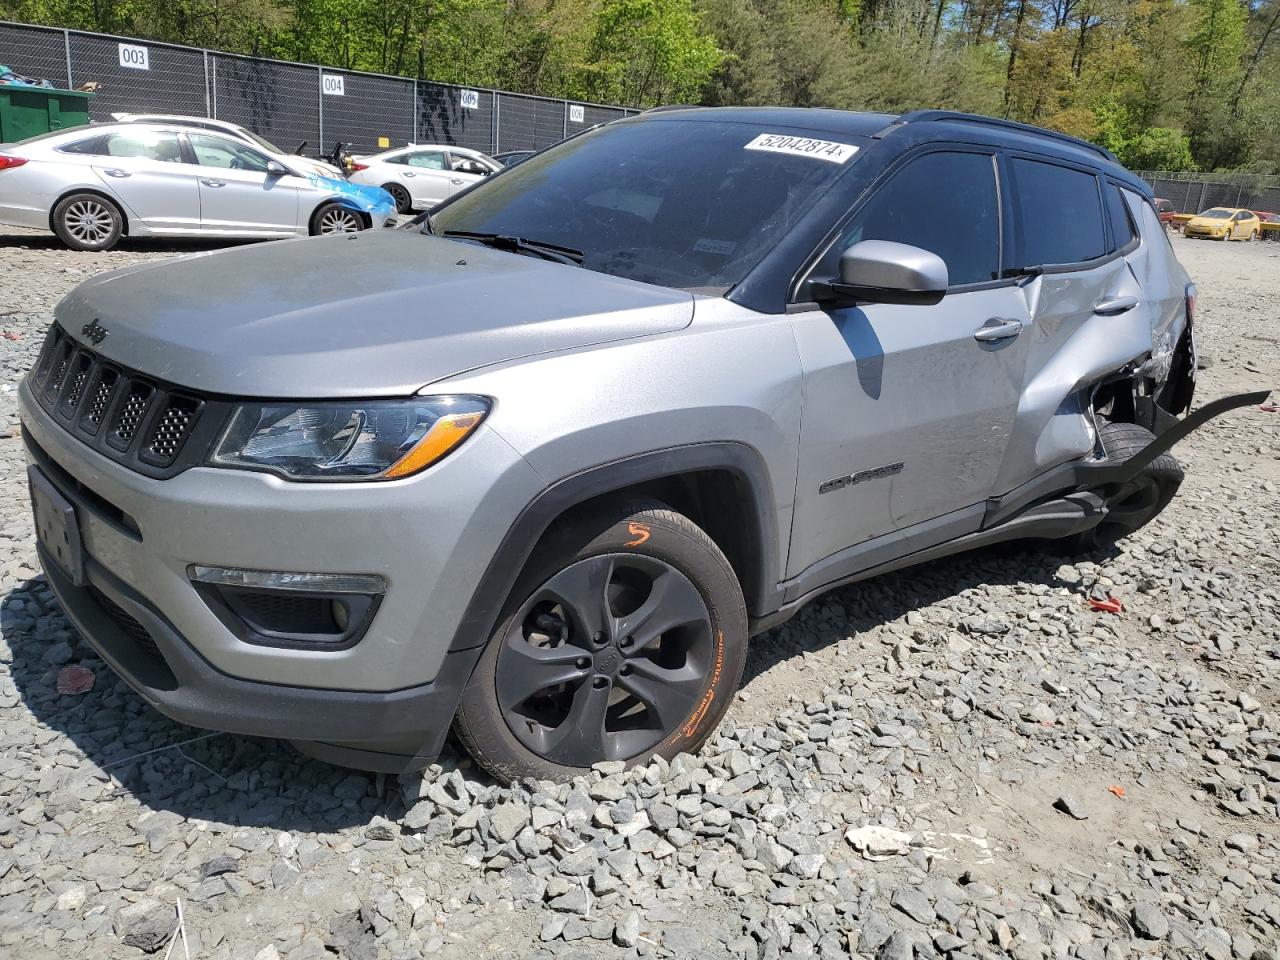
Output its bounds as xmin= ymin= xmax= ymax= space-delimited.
xmin=744 ymin=133 xmax=859 ymax=164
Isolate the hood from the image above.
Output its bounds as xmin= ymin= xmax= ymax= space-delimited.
xmin=1186 ymin=215 xmax=1230 ymax=229
xmin=55 ymin=229 xmax=694 ymax=398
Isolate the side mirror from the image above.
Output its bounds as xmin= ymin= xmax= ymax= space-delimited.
xmin=815 ymin=239 xmax=949 ymax=306
xmin=266 ymin=160 xmax=291 ymax=177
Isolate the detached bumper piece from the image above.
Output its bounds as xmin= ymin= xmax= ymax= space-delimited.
xmin=38 ymin=546 xmax=480 ymax=772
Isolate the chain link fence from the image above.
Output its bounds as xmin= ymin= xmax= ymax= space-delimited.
xmin=1134 ymin=171 xmax=1280 ymax=215
xmin=1 ymin=20 xmax=637 ymax=156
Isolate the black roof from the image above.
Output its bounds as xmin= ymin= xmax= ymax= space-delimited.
xmin=632 ymin=106 xmax=1147 ymax=194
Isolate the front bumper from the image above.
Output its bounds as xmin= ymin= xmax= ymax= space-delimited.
xmin=19 ymin=377 xmax=545 ymax=767
xmin=38 ymin=541 xmax=480 ymax=769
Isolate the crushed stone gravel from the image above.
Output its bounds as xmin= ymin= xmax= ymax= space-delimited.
xmin=0 ymin=228 xmax=1278 ymax=959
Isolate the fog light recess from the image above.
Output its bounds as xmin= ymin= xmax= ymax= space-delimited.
xmin=188 ymin=565 xmax=385 ymax=650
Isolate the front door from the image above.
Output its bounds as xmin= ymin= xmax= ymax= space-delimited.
xmin=787 ymin=149 xmax=1031 ymax=578
xmin=187 ymin=133 xmax=300 ymax=234
xmin=90 ymin=130 xmax=201 ymax=232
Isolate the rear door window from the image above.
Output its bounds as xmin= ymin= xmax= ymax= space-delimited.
xmin=103 ymin=132 xmax=185 ymax=164
xmin=817 ymin=150 xmax=1001 ymax=287
xmin=405 ymin=151 xmax=447 ymax=170
xmin=1008 ymin=158 xmax=1106 ymax=267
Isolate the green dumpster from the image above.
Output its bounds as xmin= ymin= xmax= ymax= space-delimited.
xmin=0 ymin=85 xmax=93 ymax=142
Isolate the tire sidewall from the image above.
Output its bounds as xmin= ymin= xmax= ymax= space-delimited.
xmin=385 ymin=184 xmax=411 ymax=214
xmin=53 ymin=193 xmax=123 ymax=251
xmin=457 ymin=506 xmax=747 ymax=784
xmin=310 ymin=202 xmax=364 ymax=235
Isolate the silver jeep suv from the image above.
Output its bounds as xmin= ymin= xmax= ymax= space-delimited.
xmin=20 ymin=108 xmax=1264 ymax=783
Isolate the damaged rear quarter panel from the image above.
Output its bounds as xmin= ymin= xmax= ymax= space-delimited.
xmin=993 ymin=241 xmax=1170 ymax=495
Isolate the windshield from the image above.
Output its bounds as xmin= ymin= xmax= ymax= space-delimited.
xmin=1198 ymin=208 xmax=1231 ymax=219
xmin=237 ymin=127 xmax=285 ymax=155
xmin=430 ymin=119 xmax=862 ymax=291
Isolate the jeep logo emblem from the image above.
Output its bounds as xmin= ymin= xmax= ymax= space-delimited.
xmin=596 ymin=649 xmax=621 ymax=674
xmin=81 ymin=319 xmax=109 ymax=345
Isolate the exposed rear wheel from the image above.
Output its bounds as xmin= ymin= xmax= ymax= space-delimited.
xmin=311 ymin=202 xmax=365 ymax=235
xmin=455 ymin=502 xmax=747 ymax=783
xmin=1060 ymin=421 xmax=1184 ymax=553
xmin=384 ymin=183 xmax=412 ymax=214
xmin=52 ymin=193 xmax=123 ymax=251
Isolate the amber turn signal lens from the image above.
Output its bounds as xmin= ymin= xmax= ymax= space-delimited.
xmin=384 ymin=411 xmax=486 ymax=479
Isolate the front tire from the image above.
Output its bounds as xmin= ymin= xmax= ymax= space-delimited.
xmin=1060 ymin=421 xmax=1184 ymax=553
xmin=454 ymin=502 xmax=747 ymax=784
xmin=52 ymin=193 xmax=123 ymax=251
xmin=310 ymin=202 xmax=365 ymax=235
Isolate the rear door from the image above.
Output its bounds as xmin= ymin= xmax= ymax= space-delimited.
xmin=187 ymin=133 xmax=300 ymax=234
xmin=787 ymin=148 xmax=1032 ymax=578
xmin=990 ymin=155 xmax=1145 ymax=495
xmin=90 ymin=130 xmax=201 ymax=232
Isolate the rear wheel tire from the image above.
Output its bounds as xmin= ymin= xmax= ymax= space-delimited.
xmin=454 ymin=502 xmax=747 ymax=784
xmin=1060 ymin=421 xmax=1184 ymax=554
xmin=310 ymin=202 xmax=365 ymax=235
xmin=52 ymin=193 xmax=123 ymax=251
xmin=384 ymin=183 xmax=412 ymax=214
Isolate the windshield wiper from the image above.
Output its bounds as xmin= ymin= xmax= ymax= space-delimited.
xmin=441 ymin=230 xmax=584 ymax=266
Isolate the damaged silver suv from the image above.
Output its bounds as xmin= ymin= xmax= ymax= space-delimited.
xmin=21 ymin=107 xmax=1266 ymax=783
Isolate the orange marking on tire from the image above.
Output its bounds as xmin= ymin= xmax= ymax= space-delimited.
xmin=624 ymin=522 xmax=651 ymax=547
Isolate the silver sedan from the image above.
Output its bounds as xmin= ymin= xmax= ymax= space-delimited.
xmin=0 ymin=122 xmax=394 ymax=251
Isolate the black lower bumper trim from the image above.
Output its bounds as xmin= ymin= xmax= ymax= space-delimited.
xmin=39 ymin=544 xmax=480 ymax=770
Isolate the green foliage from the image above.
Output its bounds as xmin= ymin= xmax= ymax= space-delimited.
xmin=4 ymin=0 xmax=1278 ymax=170
xmin=1119 ymin=127 xmax=1198 ymax=170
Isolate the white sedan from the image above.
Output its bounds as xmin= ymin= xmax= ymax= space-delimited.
xmin=111 ymin=112 xmax=346 ymax=179
xmin=0 ymin=123 xmax=394 ymax=251
xmin=347 ymin=145 xmax=501 ymax=213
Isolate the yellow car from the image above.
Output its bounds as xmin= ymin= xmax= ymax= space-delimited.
xmin=1182 ymin=207 xmax=1261 ymax=241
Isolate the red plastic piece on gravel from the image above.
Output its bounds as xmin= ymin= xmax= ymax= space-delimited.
xmin=56 ymin=665 xmax=95 ymax=695
xmin=1088 ymin=596 xmax=1124 ymax=614
xmin=1260 ymin=405 xmax=1278 ymax=413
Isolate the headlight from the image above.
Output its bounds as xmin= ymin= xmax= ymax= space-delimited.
xmin=211 ymin=396 xmax=489 ymax=480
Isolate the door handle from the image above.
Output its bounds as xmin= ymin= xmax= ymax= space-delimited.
xmin=101 ymin=168 xmax=130 ymax=178
xmin=974 ymin=318 xmax=1024 ymax=342
xmin=200 ymin=179 xmax=226 ymax=188
xmin=450 ymin=178 xmax=464 ymax=185
xmin=402 ymin=172 xmax=415 ymax=178
xmin=1094 ymin=295 xmax=1138 ymax=316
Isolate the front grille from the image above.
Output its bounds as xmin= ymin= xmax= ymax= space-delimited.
xmin=27 ymin=324 xmax=226 ymax=478
xmin=90 ymin=586 xmax=163 ymax=660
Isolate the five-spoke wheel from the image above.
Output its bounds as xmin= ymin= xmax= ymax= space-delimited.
xmin=455 ymin=504 xmax=747 ymax=783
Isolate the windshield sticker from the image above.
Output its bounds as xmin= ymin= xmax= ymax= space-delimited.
xmin=693 ymin=238 xmax=736 ymax=255
xmin=745 ymin=133 xmax=858 ymax=164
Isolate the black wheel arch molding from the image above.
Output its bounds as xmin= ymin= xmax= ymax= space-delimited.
xmin=445 ymin=441 xmax=785 ymax=655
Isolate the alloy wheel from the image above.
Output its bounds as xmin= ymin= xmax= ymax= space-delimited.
xmin=495 ymin=554 xmax=715 ymax=766
xmin=64 ymin=200 xmax=114 ymax=246
xmin=318 ymin=207 xmax=362 ymax=234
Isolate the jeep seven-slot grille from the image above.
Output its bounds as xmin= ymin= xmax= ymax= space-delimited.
xmin=27 ymin=325 xmax=217 ymax=476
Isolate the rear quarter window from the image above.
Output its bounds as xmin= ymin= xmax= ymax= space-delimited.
xmin=1104 ymin=184 xmax=1136 ymax=251
xmin=1008 ymin=158 xmax=1106 ymax=267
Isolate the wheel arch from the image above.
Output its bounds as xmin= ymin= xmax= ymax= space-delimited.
xmin=49 ymin=188 xmax=130 ymax=237
xmin=445 ymin=442 xmax=783 ymax=656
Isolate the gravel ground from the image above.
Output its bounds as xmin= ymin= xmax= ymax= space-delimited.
xmin=1 ymin=227 xmax=1277 ymax=960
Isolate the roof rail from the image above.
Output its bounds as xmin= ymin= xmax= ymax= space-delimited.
xmin=642 ymin=104 xmax=702 ymax=114
xmin=881 ymin=110 xmax=1118 ymax=163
